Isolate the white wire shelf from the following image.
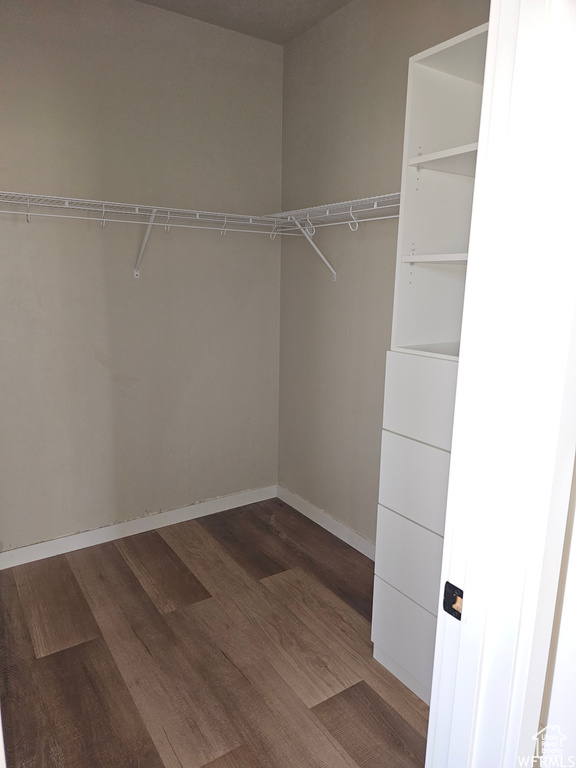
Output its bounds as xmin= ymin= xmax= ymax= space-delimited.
xmin=0 ymin=191 xmax=283 ymax=236
xmin=0 ymin=191 xmax=400 ymax=233
xmin=272 ymin=193 xmax=401 ymax=233
xmin=0 ymin=190 xmax=400 ymax=279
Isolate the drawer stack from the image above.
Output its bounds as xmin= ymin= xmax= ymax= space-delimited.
xmin=371 ymin=351 xmax=456 ymax=702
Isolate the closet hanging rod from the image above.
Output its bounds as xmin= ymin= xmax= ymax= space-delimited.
xmin=0 ymin=209 xmax=298 ymax=238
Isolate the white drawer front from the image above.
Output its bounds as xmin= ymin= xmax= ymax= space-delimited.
xmin=379 ymin=430 xmax=450 ymax=535
xmin=371 ymin=575 xmax=437 ymax=700
xmin=382 ymin=351 xmax=458 ymax=450
xmin=375 ymin=506 xmax=443 ymax=615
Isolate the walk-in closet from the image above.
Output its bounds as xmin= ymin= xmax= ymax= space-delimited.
xmin=3 ymin=0 xmax=575 ymax=767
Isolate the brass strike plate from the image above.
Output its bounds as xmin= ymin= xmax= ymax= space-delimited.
xmin=443 ymin=581 xmax=464 ymax=620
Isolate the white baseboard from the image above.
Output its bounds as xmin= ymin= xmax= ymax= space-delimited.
xmin=276 ymin=486 xmax=375 ymax=560
xmin=0 ymin=486 xmax=277 ymax=570
xmin=0 ymin=484 xmax=375 ymax=570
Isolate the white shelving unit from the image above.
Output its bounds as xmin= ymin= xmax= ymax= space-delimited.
xmin=371 ymin=24 xmax=488 ymax=703
xmin=393 ymin=26 xmax=487 ymax=356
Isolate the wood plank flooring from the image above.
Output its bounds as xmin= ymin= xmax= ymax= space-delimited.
xmin=12 ymin=556 xmax=100 ymax=658
xmin=198 ymin=499 xmax=375 ymax=620
xmin=312 ymin=681 xmax=427 ymax=768
xmin=0 ymin=498 xmax=428 ymax=768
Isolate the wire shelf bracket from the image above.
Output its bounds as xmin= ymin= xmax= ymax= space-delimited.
xmin=0 ymin=191 xmax=400 ymax=279
xmin=134 ymin=209 xmax=157 ymax=278
xmin=290 ymin=215 xmax=337 ymax=281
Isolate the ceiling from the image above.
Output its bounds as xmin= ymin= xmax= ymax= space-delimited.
xmin=136 ymin=0 xmax=353 ymax=44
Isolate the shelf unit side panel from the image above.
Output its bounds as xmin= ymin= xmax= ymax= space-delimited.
xmin=389 ymin=55 xmax=421 ymax=361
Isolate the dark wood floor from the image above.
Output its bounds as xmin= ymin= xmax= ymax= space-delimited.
xmin=0 ymin=498 xmax=428 ymax=768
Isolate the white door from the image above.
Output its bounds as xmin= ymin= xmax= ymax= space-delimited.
xmin=426 ymin=0 xmax=576 ymax=765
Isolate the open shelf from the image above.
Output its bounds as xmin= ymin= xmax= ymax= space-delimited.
xmin=414 ymin=25 xmax=488 ymax=84
xmin=408 ymin=143 xmax=477 ymax=177
xmin=392 ymin=261 xmax=467 ymax=355
xmin=400 ymin=167 xmax=475 ymax=257
xmin=401 ymin=252 xmax=468 ymax=264
xmin=408 ymin=64 xmax=483 ymax=159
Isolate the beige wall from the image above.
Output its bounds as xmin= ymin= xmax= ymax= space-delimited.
xmin=279 ymin=0 xmax=490 ymax=542
xmin=0 ymin=0 xmax=282 ymax=550
xmin=0 ymin=0 xmax=492 ymax=553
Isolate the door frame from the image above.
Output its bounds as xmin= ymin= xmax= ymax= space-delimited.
xmin=426 ymin=0 xmax=576 ymax=765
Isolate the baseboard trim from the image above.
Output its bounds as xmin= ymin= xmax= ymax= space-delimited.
xmin=0 ymin=486 xmax=277 ymax=570
xmin=276 ymin=486 xmax=375 ymax=560
xmin=0 ymin=484 xmax=375 ymax=569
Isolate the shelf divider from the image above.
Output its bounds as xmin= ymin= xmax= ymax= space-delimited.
xmin=408 ymin=143 xmax=478 ymax=177
xmin=401 ymin=252 xmax=468 ymax=264
xmin=394 ymin=341 xmax=460 ymax=360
